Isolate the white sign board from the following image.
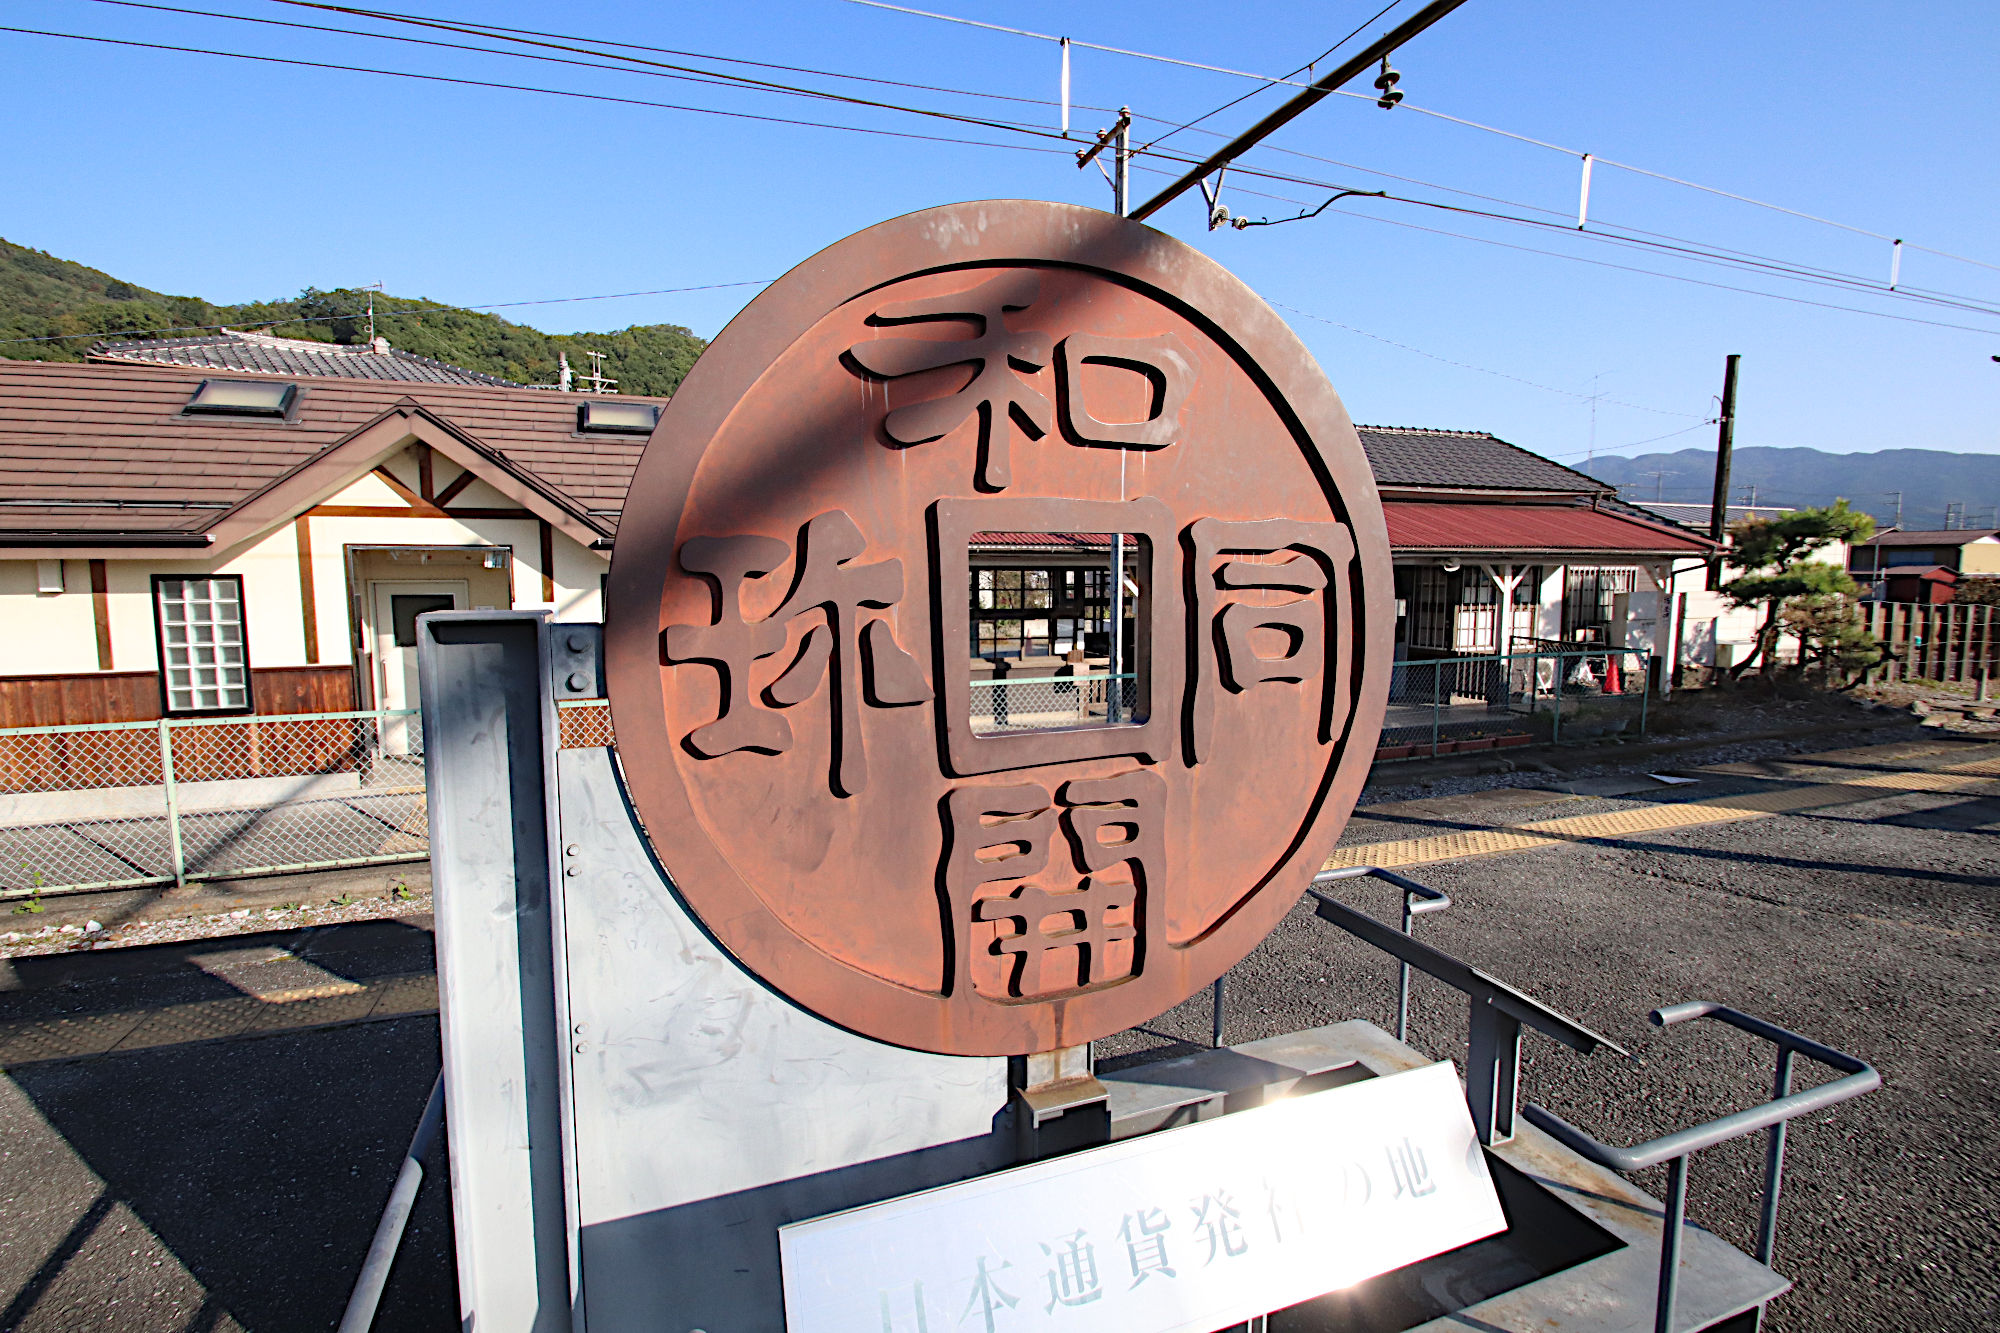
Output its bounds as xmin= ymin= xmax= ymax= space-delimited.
xmin=780 ymin=1061 xmax=1505 ymax=1333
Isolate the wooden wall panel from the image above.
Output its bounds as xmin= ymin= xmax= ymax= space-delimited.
xmin=250 ymin=666 xmax=356 ymax=716
xmin=0 ymin=671 xmax=160 ymax=729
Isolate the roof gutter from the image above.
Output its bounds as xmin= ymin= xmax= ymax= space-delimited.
xmin=0 ymin=531 xmax=213 ymax=548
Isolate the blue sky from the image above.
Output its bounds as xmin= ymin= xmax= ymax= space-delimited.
xmin=5 ymin=0 xmax=1998 ymax=472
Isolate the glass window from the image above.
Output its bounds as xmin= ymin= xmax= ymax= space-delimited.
xmin=577 ymin=401 xmax=660 ymax=434
xmin=154 ymin=576 xmax=250 ymax=714
xmin=184 ymin=379 xmax=296 ymax=417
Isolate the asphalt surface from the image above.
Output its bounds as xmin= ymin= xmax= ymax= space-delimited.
xmin=1 ymin=735 xmax=1994 ymax=1330
xmin=1105 ymin=735 xmax=2000 ymax=1332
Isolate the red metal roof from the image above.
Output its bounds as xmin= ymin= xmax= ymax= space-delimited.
xmin=1383 ymin=501 xmax=1709 ymax=555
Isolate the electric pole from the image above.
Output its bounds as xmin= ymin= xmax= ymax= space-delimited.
xmin=1706 ymin=354 xmax=1740 ymax=589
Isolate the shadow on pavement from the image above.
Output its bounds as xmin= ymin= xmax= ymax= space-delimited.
xmin=6 ymin=1016 xmax=457 ymax=1331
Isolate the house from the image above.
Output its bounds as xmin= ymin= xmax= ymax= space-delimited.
xmin=1 ymin=346 xmax=1714 ymax=731
xmin=1358 ymin=428 xmax=1711 ymax=677
xmin=1637 ymin=501 xmax=1854 ymax=674
xmin=1849 ymin=528 xmax=2000 ymax=598
xmin=0 ymin=349 xmax=655 ymax=727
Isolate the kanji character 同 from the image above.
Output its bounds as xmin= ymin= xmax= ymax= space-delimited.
xmin=1185 ymin=517 xmax=1357 ymax=765
xmin=847 ymin=273 xmax=1052 ymax=490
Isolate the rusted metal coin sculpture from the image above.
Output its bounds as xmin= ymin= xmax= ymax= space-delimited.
xmin=607 ymin=201 xmax=1390 ymax=1056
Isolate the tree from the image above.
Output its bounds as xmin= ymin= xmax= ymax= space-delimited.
xmin=1782 ymin=587 xmax=1885 ymax=686
xmin=1721 ymin=500 xmax=1877 ymax=677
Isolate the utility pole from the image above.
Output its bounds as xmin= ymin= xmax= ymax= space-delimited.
xmin=1706 ymin=353 xmax=1740 ymax=590
xmin=1129 ymin=0 xmax=1471 ymax=221
xmin=1888 ymin=490 xmax=1903 ymax=529
xmin=1110 ymin=111 xmax=1132 ymax=719
xmin=1645 ymin=468 xmax=1674 ymax=501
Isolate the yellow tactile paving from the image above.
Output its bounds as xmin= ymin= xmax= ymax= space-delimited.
xmin=1327 ymin=753 xmax=2000 ymax=871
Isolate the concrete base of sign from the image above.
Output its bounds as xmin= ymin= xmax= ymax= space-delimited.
xmin=418 ymin=612 xmax=1788 ymax=1333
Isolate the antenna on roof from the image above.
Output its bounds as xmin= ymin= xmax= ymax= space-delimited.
xmin=582 ymin=349 xmax=618 ymax=395
xmin=358 ymin=282 xmax=386 ymax=347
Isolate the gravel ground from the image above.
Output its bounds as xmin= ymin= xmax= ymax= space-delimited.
xmin=1100 ymin=751 xmax=2000 ymax=1332
xmin=1 ymin=886 xmax=432 ymax=960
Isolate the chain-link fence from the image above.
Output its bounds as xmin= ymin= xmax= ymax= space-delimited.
xmin=970 ymin=673 xmax=1138 ymax=735
xmin=0 ymin=709 xmax=426 ymax=902
xmin=1381 ymin=647 xmax=1652 ymax=761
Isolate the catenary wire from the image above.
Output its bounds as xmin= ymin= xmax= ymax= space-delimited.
xmin=71 ymin=0 xmax=1080 ymax=144
xmin=18 ymin=17 xmax=1998 ymax=337
xmin=1136 ymin=0 xmax=1402 ymax=153
xmin=850 ymin=0 xmax=1999 ymax=275
xmin=132 ymin=0 xmax=2000 ymax=315
xmin=0 ymin=24 xmax=1084 ymax=156
xmin=1123 ymin=161 xmax=2000 ymax=337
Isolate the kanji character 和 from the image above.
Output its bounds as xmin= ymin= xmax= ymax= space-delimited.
xmin=661 ymin=509 xmax=930 ymax=796
xmin=847 ymin=273 xmax=1052 ymax=490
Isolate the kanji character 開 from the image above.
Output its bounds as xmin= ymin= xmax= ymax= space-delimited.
xmin=1039 ymin=1229 xmax=1104 ymax=1312
xmin=1189 ymin=1191 xmax=1249 ymax=1264
xmin=847 ymin=273 xmax=1052 ymax=490
xmin=943 ymin=771 xmax=1165 ymax=999
xmin=1263 ymin=1176 xmax=1307 ymax=1244
xmin=662 ymin=509 xmax=931 ymax=796
xmin=1118 ymin=1208 xmax=1176 ymax=1288
xmin=959 ymin=1256 xmax=1019 ymax=1332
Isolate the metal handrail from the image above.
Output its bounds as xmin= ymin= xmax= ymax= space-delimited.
xmin=1312 ymin=866 xmax=1451 ymax=1042
xmin=1306 ymin=868 xmax=1627 ymax=1146
xmin=1208 ymin=865 xmax=1453 ymax=1049
xmin=1522 ymin=1002 xmax=1880 ymax=1333
xmin=0 ymin=706 xmax=418 ymax=738
xmin=338 ymin=1072 xmax=445 ymax=1333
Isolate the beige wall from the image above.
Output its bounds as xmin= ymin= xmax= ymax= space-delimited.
xmin=0 ymin=445 xmax=610 ymax=682
xmin=1960 ymin=538 xmax=2000 ymax=575
xmin=0 ymin=559 xmax=105 ymax=675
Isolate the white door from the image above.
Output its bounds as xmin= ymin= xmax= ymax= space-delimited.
xmin=370 ymin=580 xmax=467 ymax=754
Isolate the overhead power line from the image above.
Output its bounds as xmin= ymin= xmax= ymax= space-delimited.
xmin=0 ymin=23 xmax=1080 ymax=157
xmin=851 ymin=0 xmax=1999 ymax=275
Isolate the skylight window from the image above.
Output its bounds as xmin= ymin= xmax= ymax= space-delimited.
xmin=577 ymin=401 xmax=659 ymax=435
xmin=184 ymin=379 xmax=297 ymax=417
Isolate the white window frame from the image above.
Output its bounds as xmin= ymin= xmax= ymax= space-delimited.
xmin=153 ymin=575 xmax=253 ymax=715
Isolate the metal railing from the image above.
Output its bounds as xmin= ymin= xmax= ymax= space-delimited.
xmin=1382 ymin=647 xmax=1653 ymax=761
xmin=1301 ymin=868 xmax=1878 ymax=1333
xmin=1524 ymin=1003 xmax=1880 ymax=1333
xmin=0 ymin=708 xmax=427 ymax=901
xmin=970 ymin=672 xmax=1137 ymax=734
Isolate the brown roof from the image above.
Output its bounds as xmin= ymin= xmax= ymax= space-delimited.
xmin=0 ymin=360 xmax=661 ymax=548
xmin=1383 ymin=501 xmax=1709 ymax=555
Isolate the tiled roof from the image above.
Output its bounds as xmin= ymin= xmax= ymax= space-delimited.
xmin=1870 ymin=529 xmax=2000 ymax=544
xmin=89 ymin=330 xmax=521 ymax=387
xmin=1356 ymin=426 xmax=1611 ymax=495
xmin=0 ymin=360 xmax=657 ymax=539
xmin=1638 ymin=501 xmax=1797 ymax=530
xmin=1383 ymin=501 xmax=1709 ymax=554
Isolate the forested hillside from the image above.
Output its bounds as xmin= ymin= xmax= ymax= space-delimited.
xmin=0 ymin=237 xmax=707 ymax=397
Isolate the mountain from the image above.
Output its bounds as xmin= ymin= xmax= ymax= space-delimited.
xmin=0 ymin=238 xmax=707 ymax=397
xmin=1584 ymin=446 xmax=2000 ymax=532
